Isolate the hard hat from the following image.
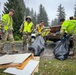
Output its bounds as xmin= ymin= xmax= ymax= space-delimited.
xmin=26 ymin=16 xmax=32 ymax=20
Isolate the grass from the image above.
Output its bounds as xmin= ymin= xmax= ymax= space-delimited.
xmin=35 ymin=58 xmax=76 ymax=75
xmin=0 ymin=69 xmax=11 ymax=75
xmin=5 ymin=41 xmax=22 ymax=43
xmin=0 ymin=59 xmax=76 ymax=75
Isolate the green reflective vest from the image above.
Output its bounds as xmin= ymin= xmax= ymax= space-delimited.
xmin=23 ymin=21 xmax=33 ymax=33
xmin=2 ymin=14 xmax=13 ymax=31
xmin=61 ymin=20 xmax=76 ymax=34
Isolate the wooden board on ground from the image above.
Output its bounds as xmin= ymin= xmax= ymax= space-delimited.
xmin=4 ymin=60 xmax=39 ymax=75
xmin=0 ymin=53 xmax=33 ymax=69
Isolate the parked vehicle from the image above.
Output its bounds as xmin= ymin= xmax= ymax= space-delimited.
xmin=44 ymin=25 xmax=61 ymax=42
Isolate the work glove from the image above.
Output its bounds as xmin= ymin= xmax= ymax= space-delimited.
xmin=19 ymin=29 xmax=22 ymax=33
xmin=2 ymin=29 xmax=6 ymax=34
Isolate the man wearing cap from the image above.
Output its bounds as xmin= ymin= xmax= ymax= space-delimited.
xmin=0 ymin=9 xmax=18 ymax=54
xmin=20 ymin=16 xmax=34 ymax=50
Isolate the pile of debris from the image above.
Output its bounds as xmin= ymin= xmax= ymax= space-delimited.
xmin=0 ymin=53 xmax=39 ymax=75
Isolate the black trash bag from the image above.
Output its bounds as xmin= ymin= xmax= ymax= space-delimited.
xmin=28 ymin=36 xmax=45 ymax=56
xmin=53 ymin=36 xmax=70 ymax=60
xmin=69 ymin=36 xmax=74 ymax=48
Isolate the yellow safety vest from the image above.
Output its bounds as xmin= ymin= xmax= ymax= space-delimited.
xmin=61 ymin=20 xmax=76 ymax=34
xmin=2 ymin=14 xmax=13 ymax=31
xmin=23 ymin=21 xmax=33 ymax=33
xmin=36 ymin=24 xmax=44 ymax=33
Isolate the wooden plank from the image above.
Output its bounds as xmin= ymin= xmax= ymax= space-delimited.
xmin=4 ymin=60 xmax=39 ymax=75
xmin=32 ymin=65 xmax=39 ymax=75
xmin=32 ymin=56 xmax=40 ymax=74
xmin=33 ymin=56 xmax=40 ymax=61
xmin=0 ymin=63 xmax=20 ymax=69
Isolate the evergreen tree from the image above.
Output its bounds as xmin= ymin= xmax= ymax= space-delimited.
xmin=74 ymin=4 xmax=76 ymax=17
xmin=30 ymin=9 xmax=37 ymax=26
xmin=37 ymin=4 xmax=49 ymax=27
xmin=30 ymin=8 xmax=34 ymax=17
xmin=3 ymin=0 xmax=25 ymax=40
xmin=33 ymin=12 xmax=37 ymax=26
xmin=26 ymin=7 xmax=30 ymax=17
xmin=51 ymin=18 xmax=58 ymax=26
xmin=18 ymin=0 xmax=26 ymax=16
xmin=57 ymin=4 xmax=65 ymax=24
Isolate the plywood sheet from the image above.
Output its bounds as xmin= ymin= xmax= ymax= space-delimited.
xmin=4 ymin=60 xmax=39 ymax=75
xmin=10 ymin=53 xmax=32 ymax=64
xmin=16 ymin=54 xmax=33 ymax=70
xmin=0 ymin=55 xmax=15 ymax=65
xmin=0 ymin=53 xmax=32 ymax=69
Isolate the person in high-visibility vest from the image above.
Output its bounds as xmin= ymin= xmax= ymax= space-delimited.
xmin=60 ymin=18 xmax=76 ymax=58
xmin=20 ymin=16 xmax=34 ymax=50
xmin=36 ymin=20 xmax=44 ymax=35
xmin=0 ymin=9 xmax=18 ymax=54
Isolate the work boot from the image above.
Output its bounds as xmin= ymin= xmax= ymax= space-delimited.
xmin=22 ymin=43 xmax=25 ymax=51
xmin=0 ymin=50 xmax=6 ymax=54
xmin=22 ymin=46 xmax=25 ymax=51
xmin=12 ymin=48 xmax=18 ymax=53
xmin=12 ymin=44 xmax=18 ymax=53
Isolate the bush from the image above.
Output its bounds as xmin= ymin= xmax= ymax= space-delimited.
xmin=14 ymin=35 xmax=21 ymax=41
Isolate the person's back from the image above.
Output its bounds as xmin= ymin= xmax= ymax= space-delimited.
xmin=61 ymin=20 xmax=76 ymax=35
xmin=60 ymin=19 xmax=76 ymax=58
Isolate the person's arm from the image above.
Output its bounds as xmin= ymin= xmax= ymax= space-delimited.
xmin=36 ymin=24 xmax=39 ymax=30
xmin=60 ymin=20 xmax=69 ymax=38
xmin=2 ymin=14 xmax=8 ymax=26
xmin=60 ymin=30 xmax=65 ymax=38
xmin=31 ymin=23 xmax=34 ymax=32
xmin=19 ymin=23 xmax=24 ymax=33
xmin=0 ymin=20 xmax=4 ymax=27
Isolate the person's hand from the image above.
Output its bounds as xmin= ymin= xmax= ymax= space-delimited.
xmin=12 ymin=28 xmax=14 ymax=31
xmin=53 ymin=33 xmax=56 ymax=36
xmin=19 ymin=29 xmax=22 ymax=33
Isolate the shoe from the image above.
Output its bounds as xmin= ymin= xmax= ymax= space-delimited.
xmin=12 ymin=48 xmax=18 ymax=53
xmin=0 ymin=50 xmax=6 ymax=54
xmin=69 ymin=53 xmax=74 ymax=56
xmin=22 ymin=46 xmax=25 ymax=51
xmin=12 ymin=50 xmax=18 ymax=53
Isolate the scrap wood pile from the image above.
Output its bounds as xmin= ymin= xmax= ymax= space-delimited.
xmin=0 ymin=53 xmax=40 ymax=75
